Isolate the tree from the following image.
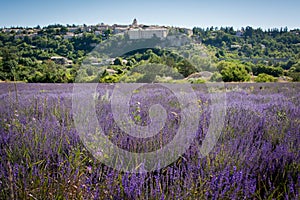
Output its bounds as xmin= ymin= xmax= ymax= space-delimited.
xmin=254 ymin=73 xmax=277 ymax=82
xmin=114 ymin=57 xmax=124 ymax=66
xmin=59 ymin=26 xmax=68 ymax=35
xmin=219 ymin=61 xmax=250 ymax=82
xmin=0 ymin=47 xmax=18 ymax=80
xmin=177 ymin=59 xmax=197 ymax=77
xmin=288 ymin=62 xmax=300 ymax=81
xmin=252 ymin=64 xmax=283 ymax=77
xmin=103 ymin=29 xmax=112 ymax=38
xmin=57 ymin=44 xmax=68 ymax=56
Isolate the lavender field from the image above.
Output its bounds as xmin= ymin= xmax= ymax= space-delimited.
xmin=0 ymin=83 xmax=299 ymax=199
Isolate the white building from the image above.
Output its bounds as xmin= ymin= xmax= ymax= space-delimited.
xmin=127 ymin=28 xmax=168 ymax=40
xmin=51 ymin=56 xmax=73 ymax=65
xmin=114 ymin=27 xmax=129 ymax=34
xmin=63 ymin=32 xmax=75 ymax=39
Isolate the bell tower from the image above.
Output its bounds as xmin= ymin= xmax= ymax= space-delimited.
xmin=132 ymin=18 xmax=138 ymax=27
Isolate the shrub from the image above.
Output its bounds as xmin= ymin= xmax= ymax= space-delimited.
xmin=210 ymin=72 xmax=223 ymax=82
xmin=220 ymin=63 xmax=250 ymax=82
xmin=254 ymin=73 xmax=277 ymax=82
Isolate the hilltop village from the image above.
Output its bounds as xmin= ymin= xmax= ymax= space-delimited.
xmin=1 ymin=19 xmax=192 ymax=40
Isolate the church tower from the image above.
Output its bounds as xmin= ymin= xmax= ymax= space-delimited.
xmin=132 ymin=18 xmax=138 ymax=27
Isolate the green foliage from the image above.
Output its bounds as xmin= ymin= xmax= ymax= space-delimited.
xmin=210 ymin=72 xmax=223 ymax=82
xmin=188 ymin=78 xmax=206 ymax=84
xmin=252 ymin=64 xmax=284 ymax=77
xmin=113 ymin=57 xmax=125 ymax=66
xmin=0 ymin=24 xmax=299 ymax=82
xmin=218 ymin=61 xmax=250 ymax=82
xmin=0 ymin=47 xmax=18 ymax=80
xmin=99 ymin=74 xmax=120 ymax=83
xmin=120 ymin=72 xmax=144 ymax=83
xmin=104 ymin=47 xmax=199 ymax=83
xmin=190 ymin=55 xmax=213 ymax=71
xmin=287 ymin=61 xmax=300 ymax=81
xmin=130 ymin=63 xmax=182 ymax=83
xmin=288 ymin=71 xmax=300 ymax=81
xmin=254 ymin=73 xmax=277 ymax=82
xmin=26 ymin=61 xmax=73 ymax=83
xmin=290 ymin=61 xmax=300 ymax=72
xmin=177 ymin=59 xmax=197 ymax=77
xmin=194 ymin=27 xmax=300 ymax=60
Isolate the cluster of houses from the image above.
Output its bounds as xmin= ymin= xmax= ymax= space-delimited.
xmin=2 ymin=20 xmax=299 ymax=42
xmin=1 ymin=28 xmax=40 ymax=39
xmin=1 ymin=19 xmax=193 ymax=41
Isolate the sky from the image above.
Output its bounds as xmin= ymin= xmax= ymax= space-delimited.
xmin=1 ymin=0 xmax=299 ymax=30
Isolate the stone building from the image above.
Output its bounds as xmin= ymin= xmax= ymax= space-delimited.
xmin=127 ymin=28 xmax=168 ymax=39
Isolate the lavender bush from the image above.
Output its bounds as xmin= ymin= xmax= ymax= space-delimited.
xmin=0 ymin=83 xmax=299 ymax=199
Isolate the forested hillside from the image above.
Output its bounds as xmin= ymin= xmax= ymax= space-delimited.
xmin=0 ymin=24 xmax=299 ymax=82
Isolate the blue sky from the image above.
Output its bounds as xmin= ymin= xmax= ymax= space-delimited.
xmin=1 ymin=0 xmax=299 ymax=29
